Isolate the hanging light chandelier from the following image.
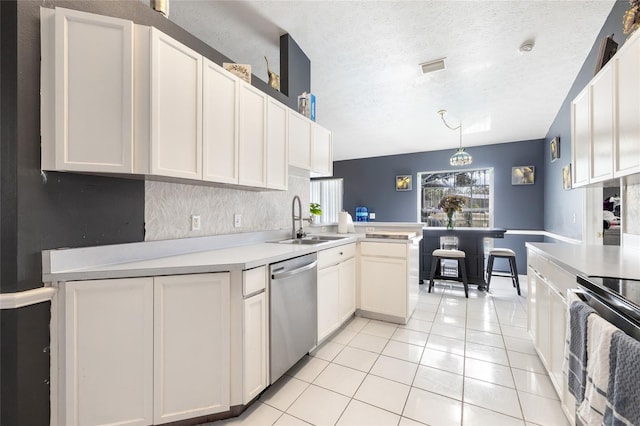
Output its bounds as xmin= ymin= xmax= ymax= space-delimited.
xmin=438 ymin=109 xmax=473 ymax=166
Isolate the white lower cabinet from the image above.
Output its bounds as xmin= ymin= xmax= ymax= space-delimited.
xmin=153 ymin=273 xmax=230 ymax=424
xmin=359 ymin=240 xmax=420 ymax=324
xmin=59 ymin=277 xmax=154 ymax=426
xmin=527 ymin=248 xmax=576 ymax=425
xmin=240 ymin=266 xmax=268 ymax=404
xmin=317 ymin=244 xmax=356 ymax=342
xmin=56 ymin=273 xmax=230 ymax=426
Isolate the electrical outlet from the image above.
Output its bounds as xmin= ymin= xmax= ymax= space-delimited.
xmin=366 ymin=227 xmax=375 ymax=233
xmin=572 ymin=213 xmax=577 ymax=224
xmin=369 ymin=212 xmax=376 ymax=220
xmin=321 ymin=227 xmax=327 ymax=233
xmin=234 ymin=214 xmax=242 ymax=228
xmin=191 ymin=215 xmax=201 ymax=231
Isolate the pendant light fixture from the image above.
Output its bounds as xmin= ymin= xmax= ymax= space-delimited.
xmin=438 ymin=109 xmax=472 ymax=166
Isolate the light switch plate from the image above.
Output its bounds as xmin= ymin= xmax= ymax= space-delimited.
xmin=234 ymin=214 xmax=242 ymax=228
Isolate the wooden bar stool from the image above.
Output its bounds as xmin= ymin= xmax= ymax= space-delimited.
xmin=429 ymin=249 xmax=469 ymax=298
xmin=486 ymin=248 xmax=520 ymax=295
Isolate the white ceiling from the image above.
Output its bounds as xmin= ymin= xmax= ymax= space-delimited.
xmin=169 ymin=0 xmax=615 ymax=161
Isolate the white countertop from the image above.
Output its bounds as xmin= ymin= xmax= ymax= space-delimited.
xmin=43 ymin=224 xmax=423 ymax=283
xmin=526 ymin=242 xmax=640 ymax=280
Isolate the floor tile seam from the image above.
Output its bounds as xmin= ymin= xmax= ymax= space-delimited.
xmin=358 ymin=330 xmax=398 ymax=340
xmin=513 ymin=385 xmax=561 ymax=402
xmin=367 ymin=366 xmax=418 ymax=387
xmin=462 ymin=400 xmax=527 ymax=423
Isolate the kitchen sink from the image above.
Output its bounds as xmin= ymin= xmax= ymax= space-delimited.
xmin=274 ymin=235 xmax=348 ymax=245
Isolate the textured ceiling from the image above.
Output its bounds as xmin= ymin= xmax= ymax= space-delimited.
xmin=169 ymin=0 xmax=615 ymax=161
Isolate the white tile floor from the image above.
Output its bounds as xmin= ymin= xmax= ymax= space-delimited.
xmin=208 ymin=276 xmax=570 ymax=426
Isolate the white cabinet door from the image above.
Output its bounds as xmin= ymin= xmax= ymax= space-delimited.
xmin=571 ymin=87 xmax=590 ymax=187
xmin=527 ymin=266 xmax=538 ymax=340
xmin=338 ymin=257 xmax=356 ymax=324
xmin=590 ymin=65 xmax=614 ymax=182
xmin=549 ymin=288 xmax=567 ymax=393
xmin=311 ymin=124 xmax=333 ymax=177
xmin=243 ymin=292 xmax=268 ymax=404
xmin=535 ymin=278 xmax=551 ymax=369
xmin=153 ymin=273 xmax=230 ymax=424
xmin=238 ymin=84 xmax=267 ymax=187
xmin=615 ymin=33 xmax=640 ymax=177
xmin=266 ymin=98 xmax=289 ymax=190
xmin=150 ymin=28 xmax=203 ymax=180
xmin=43 ymin=8 xmax=134 ymax=173
xmin=61 ymin=278 xmax=153 ymax=426
xmin=288 ymin=111 xmax=312 ymax=170
xmin=203 ymin=59 xmax=239 ymax=184
xmin=359 ymin=257 xmax=407 ymax=318
xmin=318 ymin=264 xmax=341 ymax=342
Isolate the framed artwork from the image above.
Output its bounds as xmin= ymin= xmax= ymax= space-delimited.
xmin=594 ymin=34 xmax=618 ymax=75
xmin=396 ymin=175 xmax=412 ymax=191
xmin=223 ymin=63 xmax=251 ymax=84
xmin=563 ymin=164 xmax=572 ymax=190
xmin=550 ymin=137 xmax=560 ymax=162
xmin=512 ymin=166 xmax=535 ymax=185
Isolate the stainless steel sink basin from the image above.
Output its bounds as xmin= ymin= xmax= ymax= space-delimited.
xmin=274 ymin=235 xmax=348 ymax=245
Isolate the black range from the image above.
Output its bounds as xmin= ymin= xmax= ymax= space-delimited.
xmin=576 ymin=275 xmax=640 ymax=330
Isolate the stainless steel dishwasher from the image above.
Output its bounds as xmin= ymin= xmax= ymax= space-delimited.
xmin=269 ymin=253 xmax=318 ymax=384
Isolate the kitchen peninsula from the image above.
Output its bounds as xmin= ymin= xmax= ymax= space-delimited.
xmin=43 ymin=223 xmax=422 ymax=425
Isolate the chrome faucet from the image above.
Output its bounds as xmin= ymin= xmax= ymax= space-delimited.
xmin=291 ymin=195 xmax=311 ymax=239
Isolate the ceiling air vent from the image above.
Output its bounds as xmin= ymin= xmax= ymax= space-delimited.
xmin=420 ymin=58 xmax=446 ymax=75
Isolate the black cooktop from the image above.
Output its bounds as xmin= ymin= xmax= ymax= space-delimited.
xmin=577 ymin=275 xmax=640 ymax=323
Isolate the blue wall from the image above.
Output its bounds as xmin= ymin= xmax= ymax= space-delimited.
xmin=543 ymin=0 xmax=627 ymax=239
xmin=334 ymin=139 xmax=545 ymax=229
xmin=333 ymin=139 xmax=546 ymax=271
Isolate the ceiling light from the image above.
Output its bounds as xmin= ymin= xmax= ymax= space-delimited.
xmin=420 ymin=58 xmax=446 ymax=75
xmin=519 ymin=40 xmax=535 ymax=53
xmin=438 ymin=109 xmax=473 ymax=166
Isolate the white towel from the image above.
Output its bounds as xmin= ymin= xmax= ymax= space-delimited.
xmin=575 ymin=313 xmax=619 ymax=425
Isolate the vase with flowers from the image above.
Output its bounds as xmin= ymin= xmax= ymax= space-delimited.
xmin=438 ymin=194 xmax=466 ymax=230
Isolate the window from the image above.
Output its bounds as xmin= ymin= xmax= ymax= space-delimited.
xmin=419 ymin=168 xmax=493 ymax=228
xmin=310 ymin=178 xmax=343 ymax=224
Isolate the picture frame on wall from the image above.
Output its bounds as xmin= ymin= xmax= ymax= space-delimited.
xmin=550 ymin=137 xmax=560 ymax=162
xmin=512 ymin=166 xmax=535 ymax=185
xmin=396 ymin=175 xmax=412 ymax=191
xmin=563 ymin=164 xmax=572 ymax=190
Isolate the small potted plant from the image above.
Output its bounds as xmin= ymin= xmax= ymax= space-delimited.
xmin=309 ymin=203 xmax=322 ymax=224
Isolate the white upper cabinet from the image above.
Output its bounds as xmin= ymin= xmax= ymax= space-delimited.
xmin=238 ymin=84 xmax=267 ymax=188
xmin=288 ymin=111 xmax=312 ymax=170
xmin=590 ymin=65 xmax=614 ymax=183
xmin=311 ymin=124 xmax=333 ymax=177
xmin=203 ymin=59 xmax=239 ymax=184
xmin=571 ymin=86 xmax=590 ymax=188
xmin=41 ymin=7 xmax=134 ymax=173
xmin=148 ymin=28 xmax=203 ymax=180
xmin=615 ymin=34 xmax=640 ymax=177
xmin=572 ymin=29 xmax=640 ymax=185
xmin=42 ymin=8 xmax=327 ymax=190
xmin=266 ymin=99 xmax=289 ymax=190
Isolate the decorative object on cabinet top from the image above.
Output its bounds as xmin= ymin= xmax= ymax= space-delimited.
xmin=223 ymin=62 xmax=251 ymax=84
xmin=624 ymin=0 xmax=640 ymax=35
xmin=594 ymin=34 xmax=618 ymax=75
xmin=264 ymin=56 xmax=280 ymax=91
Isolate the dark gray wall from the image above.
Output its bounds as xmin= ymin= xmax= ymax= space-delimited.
xmin=0 ymin=1 xmax=311 ymax=424
xmin=543 ymin=0 xmax=627 ymax=239
xmin=280 ymin=34 xmax=311 ymax=100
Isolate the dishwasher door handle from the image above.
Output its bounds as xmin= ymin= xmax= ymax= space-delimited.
xmin=271 ymin=260 xmax=318 ymax=280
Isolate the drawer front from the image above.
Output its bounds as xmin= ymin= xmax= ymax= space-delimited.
xmin=359 ymin=241 xmax=406 ymax=259
xmin=318 ymin=243 xmax=356 ymax=269
xmin=243 ymin=265 xmax=266 ymax=297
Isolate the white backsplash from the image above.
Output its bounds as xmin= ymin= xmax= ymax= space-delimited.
xmin=145 ymin=169 xmax=310 ymax=241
